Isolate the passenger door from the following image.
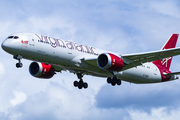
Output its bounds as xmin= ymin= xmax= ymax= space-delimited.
xmin=28 ymin=35 xmax=35 ymax=46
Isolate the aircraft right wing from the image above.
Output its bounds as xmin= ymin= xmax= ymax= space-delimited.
xmin=121 ymin=47 xmax=180 ymax=70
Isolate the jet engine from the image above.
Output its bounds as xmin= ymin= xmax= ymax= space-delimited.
xmin=97 ymin=53 xmax=124 ymax=71
xmin=29 ymin=62 xmax=55 ymax=79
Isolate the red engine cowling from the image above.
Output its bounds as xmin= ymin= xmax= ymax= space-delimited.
xmin=97 ymin=53 xmax=124 ymax=71
xmin=29 ymin=62 xmax=55 ymax=79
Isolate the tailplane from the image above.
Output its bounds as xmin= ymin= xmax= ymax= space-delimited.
xmin=153 ymin=34 xmax=179 ymax=70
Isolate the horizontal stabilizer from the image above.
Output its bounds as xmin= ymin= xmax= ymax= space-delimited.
xmin=164 ymin=72 xmax=180 ymax=76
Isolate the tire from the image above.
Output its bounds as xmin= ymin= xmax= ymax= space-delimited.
xmin=107 ymin=77 xmax=112 ymax=84
xmin=16 ymin=63 xmax=23 ymax=68
xmin=111 ymin=82 xmax=116 ymax=86
xmin=117 ymin=80 xmax=121 ymax=85
xmin=78 ymin=85 xmax=83 ymax=89
xmin=73 ymin=81 xmax=79 ymax=87
xmin=78 ymin=81 xmax=83 ymax=89
xmin=16 ymin=63 xmax=20 ymax=68
xmin=83 ymin=82 xmax=88 ymax=89
xmin=111 ymin=77 xmax=117 ymax=86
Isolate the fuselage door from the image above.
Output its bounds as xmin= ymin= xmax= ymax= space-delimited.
xmin=28 ymin=35 xmax=35 ymax=46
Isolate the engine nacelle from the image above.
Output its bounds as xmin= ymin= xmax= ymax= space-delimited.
xmin=29 ymin=62 xmax=55 ymax=79
xmin=97 ymin=53 xmax=124 ymax=72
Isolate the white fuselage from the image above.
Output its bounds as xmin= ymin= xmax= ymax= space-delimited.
xmin=2 ymin=33 xmax=165 ymax=83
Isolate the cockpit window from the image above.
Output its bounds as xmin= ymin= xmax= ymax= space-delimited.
xmin=7 ymin=36 xmax=14 ymax=39
xmin=7 ymin=36 xmax=19 ymax=39
xmin=14 ymin=36 xmax=19 ymax=39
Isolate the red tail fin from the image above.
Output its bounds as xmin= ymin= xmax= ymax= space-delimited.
xmin=153 ymin=34 xmax=179 ymax=70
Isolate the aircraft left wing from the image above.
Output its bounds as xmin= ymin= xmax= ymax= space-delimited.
xmin=121 ymin=47 xmax=180 ymax=70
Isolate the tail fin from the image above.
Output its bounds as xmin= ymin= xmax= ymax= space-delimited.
xmin=153 ymin=34 xmax=179 ymax=70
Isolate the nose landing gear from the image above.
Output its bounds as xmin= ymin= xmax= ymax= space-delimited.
xmin=13 ymin=55 xmax=23 ymax=68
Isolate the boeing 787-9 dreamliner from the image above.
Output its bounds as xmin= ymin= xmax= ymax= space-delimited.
xmin=2 ymin=33 xmax=180 ymax=89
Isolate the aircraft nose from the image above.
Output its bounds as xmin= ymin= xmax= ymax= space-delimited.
xmin=1 ymin=40 xmax=10 ymax=52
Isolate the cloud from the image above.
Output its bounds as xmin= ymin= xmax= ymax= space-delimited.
xmin=95 ymin=81 xmax=180 ymax=112
xmin=150 ymin=1 xmax=180 ymax=18
xmin=1 ymin=81 xmax=180 ymax=120
xmin=128 ymin=107 xmax=180 ymax=120
xmin=0 ymin=62 xmax=5 ymax=77
xmin=10 ymin=91 xmax=27 ymax=107
xmin=0 ymin=81 xmax=131 ymax=120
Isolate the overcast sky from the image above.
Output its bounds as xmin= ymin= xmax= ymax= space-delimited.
xmin=1 ymin=0 xmax=180 ymax=120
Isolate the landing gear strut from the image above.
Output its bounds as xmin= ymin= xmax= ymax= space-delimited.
xmin=73 ymin=73 xmax=88 ymax=89
xmin=13 ymin=55 xmax=23 ymax=68
xmin=107 ymin=76 xmax=121 ymax=86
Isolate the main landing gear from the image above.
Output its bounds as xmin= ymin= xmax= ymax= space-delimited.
xmin=13 ymin=55 xmax=23 ymax=68
xmin=107 ymin=76 xmax=121 ymax=86
xmin=73 ymin=73 xmax=88 ymax=89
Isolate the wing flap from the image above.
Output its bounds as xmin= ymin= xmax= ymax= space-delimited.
xmin=52 ymin=65 xmax=64 ymax=72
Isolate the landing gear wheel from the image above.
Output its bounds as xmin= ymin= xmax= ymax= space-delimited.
xmin=74 ymin=73 xmax=88 ymax=89
xmin=78 ymin=84 xmax=83 ymax=89
xmin=73 ymin=81 xmax=79 ymax=87
xmin=83 ymin=82 xmax=88 ymax=89
xmin=107 ymin=77 xmax=112 ymax=84
xmin=111 ymin=77 xmax=117 ymax=86
xmin=111 ymin=81 xmax=116 ymax=86
xmin=107 ymin=76 xmax=122 ymax=86
xmin=16 ymin=63 xmax=23 ymax=68
xmin=117 ymin=79 xmax=121 ymax=85
xmin=78 ymin=80 xmax=83 ymax=89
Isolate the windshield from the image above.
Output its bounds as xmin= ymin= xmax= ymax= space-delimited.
xmin=7 ymin=36 xmax=19 ymax=39
xmin=7 ymin=36 xmax=14 ymax=39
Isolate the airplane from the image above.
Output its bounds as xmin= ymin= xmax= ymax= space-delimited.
xmin=1 ymin=33 xmax=180 ymax=89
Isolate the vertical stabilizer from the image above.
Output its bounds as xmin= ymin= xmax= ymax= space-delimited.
xmin=153 ymin=34 xmax=179 ymax=70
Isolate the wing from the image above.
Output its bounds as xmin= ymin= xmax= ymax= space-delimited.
xmin=82 ymin=47 xmax=180 ymax=71
xmin=121 ymin=47 xmax=180 ymax=70
xmin=81 ymin=58 xmax=98 ymax=67
xmin=51 ymin=64 xmax=64 ymax=72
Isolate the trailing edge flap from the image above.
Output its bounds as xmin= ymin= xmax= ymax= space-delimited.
xmin=51 ymin=64 xmax=64 ymax=72
xmin=164 ymin=72 xmax=180 ymax=76
xmin=81 ymin=58 xmax=97 ymax=67
xmin=121 ymin=47 xmax=180 ymax=71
